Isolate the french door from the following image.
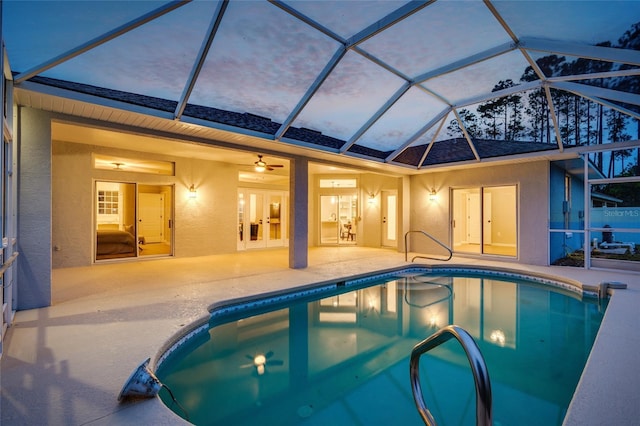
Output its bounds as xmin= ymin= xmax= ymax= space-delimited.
xmin=320 ymin=193 xmax=358 ymax=245
xmin=237 ymin=189 xmax=287 ymax=250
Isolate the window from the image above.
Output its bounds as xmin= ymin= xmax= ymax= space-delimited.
xmin=97 ymin=190 xmax=119 ymax=215
xmin=93 ymin=154 xmax=174 ymax=175
xmin=319 ymin=179 xmax=356 ymax=188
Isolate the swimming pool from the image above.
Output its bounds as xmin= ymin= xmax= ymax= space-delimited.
xmin=155 ymin=267 xmax=606 ymax=425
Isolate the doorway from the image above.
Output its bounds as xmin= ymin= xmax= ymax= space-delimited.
xmin=138 ymin=184 xmax=173 ymax=256
xmin=95 ymin=181 xmax=173 ymax=261
xmin=237 ymin=189 xmax=288 ymax=250
xmin=452 ymin=186 xmax=517 ymax=256
xmin=320 ymin=193 xmax=358 ymax=245
xmin=381 ymin=190 xmax=397 ymax=247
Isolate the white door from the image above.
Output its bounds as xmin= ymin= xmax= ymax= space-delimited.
xmin=246 ymin=191 xmax=265 ymax=249
xmin=139 ymin=193 xmax=164 ymax=243
xmin=468 ymin=193 xmax=481 ymax=244
xmin=266 ymin=193 xmax=284 ymax=248
xmin=238 ymin=189 xmax=287 ymax=250
xmin=382 ymin=191 xmax=397 ymax=247
xmin=483 ymin=192 xmax=492 ymax=245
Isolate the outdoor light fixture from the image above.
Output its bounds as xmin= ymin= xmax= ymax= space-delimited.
xmin=188 ymin=184 xmax=197 ymax=199
xmin=428 ymin=188 xmax=437 ymax=201
xmin=368 ymin=194 xmax=375 ymax=204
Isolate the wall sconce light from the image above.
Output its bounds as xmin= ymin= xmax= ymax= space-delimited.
xmin=428 ymin=188 xmax=437 ymax=201
xmin=368 ymin=194 xmax=376 ymax=204
xmin=188 ymin=184 xmax=197 ymax=199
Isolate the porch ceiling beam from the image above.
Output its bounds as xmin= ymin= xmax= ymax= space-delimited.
xmin=175 ymin=0 xmax=228 ymax=120
xmin=519 ymin=37 xmax=640 ymax=67
xmin=15 ymin=1 xmax=190 ymax=84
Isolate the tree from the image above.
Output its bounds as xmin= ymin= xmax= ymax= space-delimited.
xmin=597 ymin=164 xmax=640 ymax=207
xmin=446 ymin=109 xmax=481 ymax=138
xmin=476 ymin=80 xmax=524 ymax=140
xmin=520 ymin=55 xmax=567 ymax=144
xmin=605 ymin=109 xmax=631 ymax=177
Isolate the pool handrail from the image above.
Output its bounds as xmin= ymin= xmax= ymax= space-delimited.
xmin=404 ymin=230 xmax=453 ymax=262
xmin=409 ymin=325 xmax=492 ymax=426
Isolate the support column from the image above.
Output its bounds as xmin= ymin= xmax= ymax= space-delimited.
xmin=17 ymin=107 xmax=52 ymax=309
xmin=289 ymin=156 xmax=308 ymax=269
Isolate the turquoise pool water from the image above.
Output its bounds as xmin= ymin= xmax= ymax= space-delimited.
xmin=156 ymin=269 xmax=606 ymax=425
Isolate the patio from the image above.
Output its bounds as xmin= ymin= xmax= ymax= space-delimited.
xmin=1 ymin=247 xmax=639 ymax=425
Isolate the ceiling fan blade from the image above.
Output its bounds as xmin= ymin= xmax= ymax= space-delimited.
xmin=270 ymin=164 xmax=284 ymax=168
xmin=265 ymin=350 xmax=274 ymax=359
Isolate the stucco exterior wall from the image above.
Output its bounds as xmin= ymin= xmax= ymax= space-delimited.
xmin=52 ymin=139 xmax=239 ymax=268
xmin=17 ymin=107 xmax=52 ymax=309
xmin=410 ymin=160 xmax=550 ymax=266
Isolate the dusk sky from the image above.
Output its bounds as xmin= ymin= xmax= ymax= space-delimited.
xmin=3 ymin=1 xmax=640 ymax=151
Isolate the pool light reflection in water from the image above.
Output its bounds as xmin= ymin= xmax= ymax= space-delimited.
xmin=156 ymin=272 xmax=606 ymax=426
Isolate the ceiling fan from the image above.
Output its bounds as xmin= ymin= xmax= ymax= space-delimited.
xmin=240 ymin=350 xmax=284 ymax=375
xmin=254 ymin=155 xmax=284 ymax=172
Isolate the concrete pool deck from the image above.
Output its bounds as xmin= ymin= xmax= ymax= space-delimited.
xmin=1 ymin=247 xmax=638 ymax=425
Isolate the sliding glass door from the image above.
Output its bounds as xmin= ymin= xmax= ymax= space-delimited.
xmin=138 ymin=184 xmax=173 ymax=257
xmin=95 ymin=181 xmax=137 ymax=260
xmin=452 ymin=186 xmax=517 ymax=257
xmin=95 ymin=181 xmax=173 ymax=261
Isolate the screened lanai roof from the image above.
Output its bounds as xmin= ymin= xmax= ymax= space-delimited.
xmin=3 ymin=0 xmax=640 ymax=170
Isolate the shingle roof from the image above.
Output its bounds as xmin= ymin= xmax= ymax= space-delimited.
xmin=393 ymin=138 xmax=560 ymax=167
xmin=22 ymin=75 xmax=595 ymax=168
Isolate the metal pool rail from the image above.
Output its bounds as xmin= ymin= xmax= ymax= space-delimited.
xmin=405 ymin=230 xmax=453 ymax=262
xmin=409 ymin=325 xmax=492 ymax=426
